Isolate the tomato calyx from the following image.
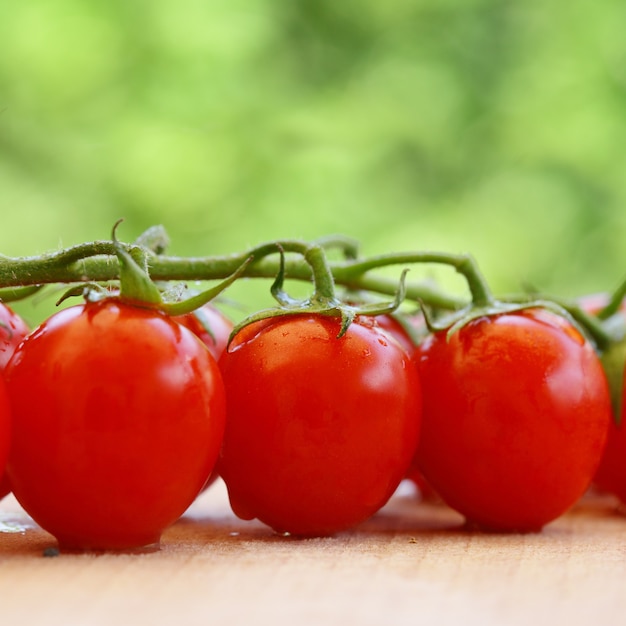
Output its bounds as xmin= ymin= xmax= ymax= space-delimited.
xmin=56 ymin=221 xmax=251 ymax=317
xmin=228 ymin=244 xmax=411 ymax=343
xmin=421 ymin=297 xmax=591 ymax=345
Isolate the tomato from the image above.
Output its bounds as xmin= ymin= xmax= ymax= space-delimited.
xmin=0 ymin=302 xmax=30 ymax=370
xmin=4 ymin=299 xmax=226 ymax=551
xmin=174 ymin=304 xmax=233 ymax=361
xmin=414 ymin=308 xmax=611 ymax=532
xmin=217 ymin=313 xmax=422 ymax=536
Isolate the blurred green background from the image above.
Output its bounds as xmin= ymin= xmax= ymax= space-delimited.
xmin=1 ymin=0 xmax=626 ymax=325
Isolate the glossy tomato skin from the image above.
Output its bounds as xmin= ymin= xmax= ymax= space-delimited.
xmin=0 ymin=303 xmax=30 ymax=370
xmin=218 ymin=314 xmax=422 ymax=536
xmin=414 ymin=308 xmax=611 ymax=532
xmin=174 ymin=304 xmax=233 ymax=361
xmin=5 ymin=300 xmax=226 ymax=551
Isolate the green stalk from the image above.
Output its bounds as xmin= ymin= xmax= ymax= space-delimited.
xmin=332 ymin=250 xmax=492 ymax=307
xmin=0 ymin=242 xmax=470 ymax=310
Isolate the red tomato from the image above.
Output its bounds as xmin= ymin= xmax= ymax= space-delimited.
xmin=174 ymin=304 xmax=233 ymax=361
xmin=4 ymin=300 xmax=226 ymax=551
xmin=218 ymin=313 xmax=422 ymax=536
xmin=0 ymin=302 xmax=30 ymax=370
xmin=414 ymin=308 xmax=611 ymax=532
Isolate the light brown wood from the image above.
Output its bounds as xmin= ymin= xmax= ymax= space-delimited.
xmin=1 ymin=480 xmax=625 ymax=626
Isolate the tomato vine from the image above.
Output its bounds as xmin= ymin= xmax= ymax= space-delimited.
xmin=1 ymin=222 xmax=626 ymax=549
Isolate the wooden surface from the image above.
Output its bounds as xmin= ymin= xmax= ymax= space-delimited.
xmin=1 ymin=480 xmax=625 ymax=626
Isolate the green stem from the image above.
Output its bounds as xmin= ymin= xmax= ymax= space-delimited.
xmin=0 ymin=242 xmax=120 ymax=285
xmin=332 ymin=250 xmax=493 ymax=307
xmin=0 ymin=240 xmax=478 ymax=311
xmin=304 ymin=244 xmax=338 ymax=302
xmin=313 ymin=234 xmax=360 ymax=260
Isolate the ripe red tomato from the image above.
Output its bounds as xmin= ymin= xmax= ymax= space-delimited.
xmin=4 ymin=299 xmax=226 ymax=551
xmin=218 ymin=313 xmax=422 ymax=536
xmin=0 ymin=302 xmax=30 ymax=370
xmin=174 ymin=304 xmax=233 ymax=361
xmin=414 ymin=308 xmax=611 ymax=532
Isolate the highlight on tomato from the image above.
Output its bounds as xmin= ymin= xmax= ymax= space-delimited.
xmin=413 ymin=307 xmax=611 ymax=532
xmin=217 ymin=313 xmax=422 ymax=537
xmin=4 ymin=299 xmax=226 ymax=552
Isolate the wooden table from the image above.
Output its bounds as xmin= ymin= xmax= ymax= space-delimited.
xmin=1 ymin=480 xmax=625 ymax=625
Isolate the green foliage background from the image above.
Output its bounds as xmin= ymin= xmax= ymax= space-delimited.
xmin=2 ymin=0 xmax=626 ymax=324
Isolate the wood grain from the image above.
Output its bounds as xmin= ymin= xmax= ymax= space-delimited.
xmin=1 ymin=480 xmax=625 ymax=626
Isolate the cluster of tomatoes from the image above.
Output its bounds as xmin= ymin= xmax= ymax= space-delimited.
xmin=0 ymin=288 xmax=624 ymax=552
